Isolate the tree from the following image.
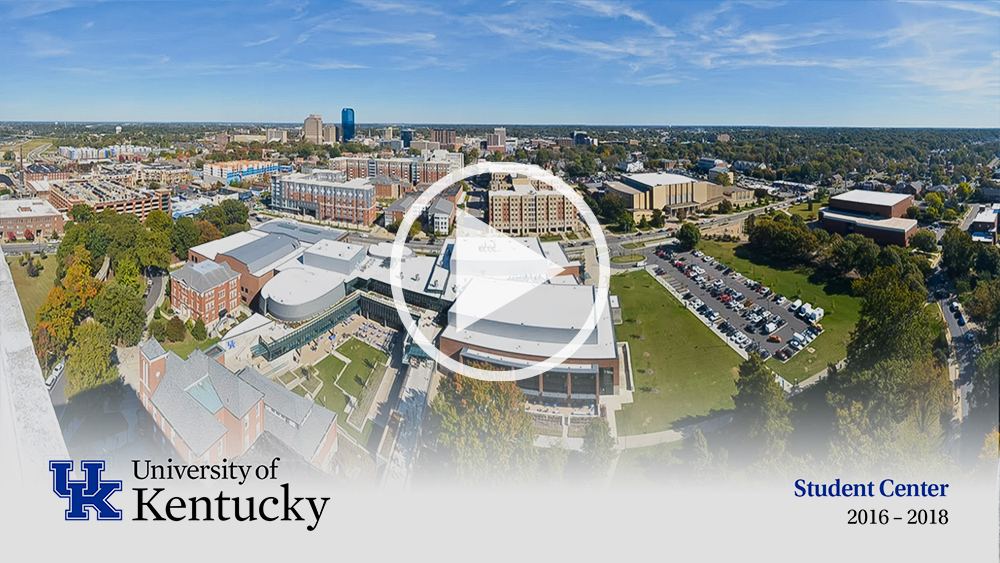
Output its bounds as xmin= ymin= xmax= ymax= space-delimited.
xmin=90 ymin=283 xmax=146 ymax=346
xmin=408 ymin=220 xmax=422 ymax=238
xmin=63 ymin=245 xmax=103 ymax=310
xmin=23 ymin=228 xmax=34 ymax=241
xmin=650 ymin=208 xmax=665 ymax=229
xmin=941 ymin=227 xmax=976 ymax=280
xmin=732 ymin=353 xmax=792 ymax=459
xmin=32 ymin=286 xmax=76 ymax=366
xmin=909 ymin=229 xmax=938 ymax=253
xmin=196 ymin=220 xmax=224 ymax=245
xmin=114 ymin=255 xmax=140 ymax=291
xmin=149 ymin=318 xmax=168 ymax=342
xmin=64 ymin=322 xmax=119 ymax=398
xmin=166 ymin=316 xmax=187 ymax=342
xmin=845 ymin=266 xmax=932 ymax=372
xmin=428 ymin=372 xmax=537 ymax=485
xmin=25 ymin=257 xmax=39 ymax=277
xmin=677 ymin=222 xmax=701 ymax=250
xmin=905 ymin=205 xmax=921 ymax=219
xmin=637 ymin=216 xmax=649 ymax=230
xmin=976 ymin=245 xmax=1000 ymax=278
xmin=144 ymin=209 xmax=173 ymax=234
xmin=171 ymin=216 xmax=200 ymax=259
xmin=191 ymin=318 xmax=207 ymax=341
xmin=581 ymin=417 xmax=616 ymax=478
xmin=70 ymin=204 xmax=95 ymax=223
xmin=966 ymin=279 xmax=1000 ymax=344
xmin=717 ymin=200 xmax=734 ymax=214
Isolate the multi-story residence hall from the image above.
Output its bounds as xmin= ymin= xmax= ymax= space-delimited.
xmin=328 ymin=156 xmax=453 ymax=186
xmin=0 ymin=198 xmax=65 ymax=238
xmin=488 ymin=177 xmax=576 ymax=236
xmin=169 ymin=260 xmax=241 ymax=329
xmin=138 ymin=339 xmax=338 ymax=471
xmin=270 ymin=169 xmax=376 ymax=226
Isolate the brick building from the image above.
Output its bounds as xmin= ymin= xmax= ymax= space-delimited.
xmin=819 ymin=190 xmax=918 ymax=246
xmin=0 ymin=199 xmax=65 ymax=239
xmin=488 ymin=180 xmax=576 ymax=236
xmin=169 ymin=260 xmax=241 ymax=328
xmin=138 ymin=339 xmax=338 ymax=471
xmin=329 ymin=156 xmax=453 ymax=186
xmin=270 ymin=170 xmax=377 ymax=225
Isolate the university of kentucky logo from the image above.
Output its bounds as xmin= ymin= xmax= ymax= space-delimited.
xmin=50 ymin=460 xmax=122 ymax=520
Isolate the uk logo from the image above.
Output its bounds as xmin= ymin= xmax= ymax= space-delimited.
xmin=50 ymin=460 xmax=122 ymax=520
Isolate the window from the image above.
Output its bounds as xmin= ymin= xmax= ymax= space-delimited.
xmin=218 ymin=441 xmax=223 ymax=456
xmin=255 ymin=421 xmax=260 ymax=438
xmin=244 ymin=415 xmax=249 ymax=429
xmin=170 ymin=428 xmax=175 ymax=445
xmin=256 ymin=403 xmax=260 ymax=418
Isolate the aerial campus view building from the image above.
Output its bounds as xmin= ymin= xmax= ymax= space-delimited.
xmin=45 ymin=178 xmax=172 ymax=220
xmin=818 ymin=190 xmax=918 ymax=246
xmin=269 ymin=169 xmax=377 ymax=225
xmin=177 ymin=213 xmax=623 ymax=408
xmin=606 ymin=171 xmax=752 ymax=220
xmin=137 ymin=338 xmax=339 ymax=471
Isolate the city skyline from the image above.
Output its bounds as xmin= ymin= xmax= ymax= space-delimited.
xmin=0 ymin=1 xmax=998 ymax=127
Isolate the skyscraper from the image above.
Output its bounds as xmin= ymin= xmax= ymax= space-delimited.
xmin=304 ymin=114 xmax=323 ymax=144
xmin=342 ymin=108 xmax=355 ymax=142
xmin=401 ymin=129 xmax=414 ymax=148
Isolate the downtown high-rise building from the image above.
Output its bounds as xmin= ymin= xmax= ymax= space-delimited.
xmin=432 ymin=128 xmax=456 ymax=146
xmin=486 ymin=127 xmax=506 ymax=151
xmin=342 ymin=108 xmax=355 ymax=141
xmin=304 ymin=114 xmax=323 ymax=144
xmin=401 ymin=129 xmax=414 ymax=148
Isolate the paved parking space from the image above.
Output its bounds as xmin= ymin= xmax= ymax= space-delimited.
xmin=645 ymin=247 xmax=825 ymax=363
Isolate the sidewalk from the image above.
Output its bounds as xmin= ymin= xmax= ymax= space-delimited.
xmin=616 ymin=413 xmax=734 ymax=449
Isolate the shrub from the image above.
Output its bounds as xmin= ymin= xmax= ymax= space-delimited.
xmin=166 ymin=316 xmax=187 ymax=342
xmin=191 ymin=318 xmax=207 ymax=341
xmin=149 ymin=319 xmax=168 ymax=342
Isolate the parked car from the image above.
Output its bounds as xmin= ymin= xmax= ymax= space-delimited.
xmin=958 ymin=316 xmax=966 ymax=326
xmin=767 ymin=335 xmax=782 ymax=343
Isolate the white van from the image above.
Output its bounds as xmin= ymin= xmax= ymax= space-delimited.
xmin=790 ymin=299 xmax=802 ymax=312
xmin=810 ymin=307 xmax=825 ymax=322
xmin=792 ymin=332 xmax=805 ymax=344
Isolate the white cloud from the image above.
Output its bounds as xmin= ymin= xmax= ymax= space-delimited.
xmin=243 ymin=36 xmax=279 ymax=47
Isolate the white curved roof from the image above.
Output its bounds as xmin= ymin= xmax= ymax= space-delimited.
xmin=368 ymin=242 xmax=413 ymax=259
xmin=260 ymin=265 xmax=345 ymax=306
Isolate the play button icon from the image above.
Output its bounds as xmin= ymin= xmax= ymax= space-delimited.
xmin=388 ymin=162 xmax=611 ymax=381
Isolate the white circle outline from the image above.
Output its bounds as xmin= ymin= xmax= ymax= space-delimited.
xmin=389 ymin=162 xmax=610 ymax=381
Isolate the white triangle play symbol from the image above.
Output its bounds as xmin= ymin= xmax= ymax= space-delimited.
xmin=451 ymin=209 xmax=567 ymax=331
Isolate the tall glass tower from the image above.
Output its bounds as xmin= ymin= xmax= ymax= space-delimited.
xmin=341 ymin=108 xmax=355 ymax=142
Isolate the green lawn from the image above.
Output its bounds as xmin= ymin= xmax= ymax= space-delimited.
xmin=539 ymin=234 xmax=563 ymax=242
xmin=697 ymin=240 xmax=861 ymax=383
xmin=611 ymin=254 xmax=645 ymax=264
xmin=786 ymin=198 xmax=828 ymax=221
xmin=566 ymin=231 xmax=579 ymax=240
xmin=337 ymin=338 xmax=388 ymax=399
xmin=162 ymin=336 xmax=220 ymax=360
xmin=613 ymin=270 xmax=740 ymax=435
xmin=613 ymin=441 xmax=683 ymax=485
xmin=7 ymin=257 xmax=57 ymax=329
xmin=304 ymin=354 xmax=372 ymax=445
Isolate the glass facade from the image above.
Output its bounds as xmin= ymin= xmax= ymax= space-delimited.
xmin=342 ymin=108 xmax=355 ymax=141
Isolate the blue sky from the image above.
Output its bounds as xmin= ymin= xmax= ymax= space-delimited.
xmin=1 ymin=1 xmax=998 ymax=126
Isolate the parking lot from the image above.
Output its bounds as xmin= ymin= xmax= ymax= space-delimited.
xmin=646 ymin=245 xmax=826 ymax=363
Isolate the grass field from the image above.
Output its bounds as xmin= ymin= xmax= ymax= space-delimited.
xmin=612 ymin=440 xmax=684 ymax=485
xmin=611 ymin=254 xmax=645 ymax=264
xmin=786 ymin=198 xmax=827 ymax=221
xmin=303 ymin=351 xmax=373 ymax=445
xmin=162 ymin=336 xmax=220 ymax=360
xmin=539 ymin=234 xmax=563 ymax=242
xmin=7 ymin=257 xmax=57 ymax=329
xmin=337 ymin=338 xmax=388 ymax=399
xmin=697 ymin=239 xmax=861 ymax=383
xmin=612 ymin=270 xmax=740 ymax=435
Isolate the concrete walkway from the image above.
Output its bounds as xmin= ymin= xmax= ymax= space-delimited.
xmin=533 ymin=435 xmax=584 ymax=450
xmin=616 ymin=413 xmax=734 ymax=449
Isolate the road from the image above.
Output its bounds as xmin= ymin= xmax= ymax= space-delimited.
xmin=144 ymin=272 xmax=165 ymax=314
xmin=0 ymin=239 xmax=60 ymax=256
